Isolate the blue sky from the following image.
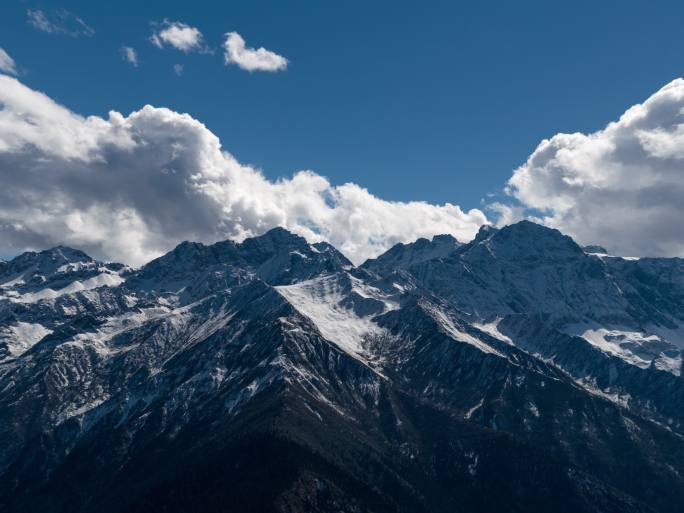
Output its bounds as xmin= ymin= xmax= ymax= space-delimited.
xmin=2 ymin=0 xmax=684 ymax=265
xmin=3 ymin=0 xmax=683 ymax=208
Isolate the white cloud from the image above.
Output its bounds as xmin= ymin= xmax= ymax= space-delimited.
xmin=487 ymin=202 xmax=527 ymax=228
xmin=27 ymin=9 xmax=94 ymax=37
xmin=0 ymin=75 xmax=487 ymax=266
xmin=0 ymin=48 xmax=17 ymax=75
xmin=173 ymin=64 xmax=184 ymax=76
xmin=121 ymin=46 xmax=138 ymax=67
xmin=27 ymin=10 xmax=56 ymax=33
xmin=223 ymin=32 xmax=288 ymax=72
xmin=506 ymin=78 xmax=684 ymax=257
xmin=151 ymin=20 xmax=207 ymax=53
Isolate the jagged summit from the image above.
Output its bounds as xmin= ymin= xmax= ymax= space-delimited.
xmin=432 ymin=233 xmax=459 ymax=244
xmin=128 ymin=227 xmax=351 ymax=298
xmin=362 ymin=232 xmax=461 ymax=272
xmin=471 ymin=223 xmax=498 ymax=243
xmin=583 ymin=244 xmax=609 ymax=254
xmin=365 ymin=220 xmax=586 ymax=274
xmin=0 ymin=245 xmax=94 ymax=279
xmin=250 ymin=225 xmax=307 ymax=244
xmin=0 ymin=244 xmax=124 ymax=306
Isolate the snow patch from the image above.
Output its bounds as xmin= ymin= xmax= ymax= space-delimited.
xmin=587 ymin=252 xmax=641 ymax=261
xmin=654 ymin=353 xmax=683 ymax=375
xmin=276 ymin=274 xmax=391 ymax=357
xmin=578 ymin=328 xmax=651 ymax=368
xmin=60 ymin=305 xmax=175 ymax=358
xmin=0 ymin=273 xmax=27 ymax=288
xmin=57 ymin=397 xmax=110 ymax=424
xmin=11 ymin=272 xmax=124 ymax=303
xmin=56 ymin=261 xmax=96 ymax=273
xmin=348 ymin=274 xmax=400 ymax=311
xmin=465 ymin=398 xmax=484 ymax=419
xmin=0 ymin=321 xmax=53 ymax=358
xmin=567 ymin=325 xmax=682 ymax=375
xmin=472 ymin=318 xmax=512 ymax=344
xmin=424 ymin=304 xmax=504 ymax=357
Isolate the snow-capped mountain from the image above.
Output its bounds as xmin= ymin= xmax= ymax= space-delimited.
xmin=1 ymin=222 xmax=683 ymax=512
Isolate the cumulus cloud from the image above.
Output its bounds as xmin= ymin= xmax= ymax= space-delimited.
xmin=506 ymin=78 xmax=684 ymax=257
xmin=0 ymin=75 xmax=487 ymax=266
xmin=223 ymin=32 xmax=288 ymax=72
xmin=150 ymin=20 xmax=207 ymax=53
xmin=0 ymin=48 xmax=17 ymax=75
xmin=27 ymin=9 xmax=94 ymax=37
xmin=121 ymin=46 xmax=138 ymax=67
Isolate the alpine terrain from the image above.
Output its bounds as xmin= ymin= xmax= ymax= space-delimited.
xmin=1 ymin=221 xmax=683 ymax=513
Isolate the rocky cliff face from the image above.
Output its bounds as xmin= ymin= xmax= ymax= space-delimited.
xmin=1 ymin=223 xmax=683 ymax=512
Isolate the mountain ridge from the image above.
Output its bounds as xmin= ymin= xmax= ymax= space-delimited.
xmin=1 ymin=221 xmax=683 ymax=512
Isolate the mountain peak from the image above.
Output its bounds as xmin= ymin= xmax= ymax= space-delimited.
xmin=264 ymin=226 xmax=297 ymax=236
xmin=258 ymin=226 xmax=306 ymax=243
xmin=238 ymin=227 xmax=309 ymax=257
xmin=472 ymin=224 xmax=498 ymax=243
xmin=583 ymin=244 xmax=609 ymax=254
xmin=432 ymin=233 xmax=459 ymax=244
xmin=499 ymin=219 xmax=563 ymax=236
xmin=32 ymin=245 xmax=93 ymax=264
xmin=1 ymin=245 xmax=94 ymax=280
xmin=130 ymin=228 xmax=352 ymax=297
xmin=362 ymin=232 xmax=461 ymax=272
xmin=475 ymin=221 xmax=583 ymax=259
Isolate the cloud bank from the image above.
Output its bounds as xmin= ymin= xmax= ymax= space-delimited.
xmin=0 ymin=48 xmax=17 ymax=75
xmin=0 ymin=74 xmax=486 ymax=266
xmin=151 ymin=20 xmax=207 ymax=53
xmin=506 ymin=78 xmax=684 ymax=258
xmin=223 ymin=32 xmax=288 ymax=72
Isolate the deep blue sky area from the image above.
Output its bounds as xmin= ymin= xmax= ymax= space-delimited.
xmin=2 ymin=0 xmax=684 ymax=208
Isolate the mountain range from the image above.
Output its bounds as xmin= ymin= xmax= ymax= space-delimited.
xmin=1 ymin=221 xmax=683 ymax=513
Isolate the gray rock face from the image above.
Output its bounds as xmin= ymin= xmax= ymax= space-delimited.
xmin=1 ymin=221 xmax=683 ymax=512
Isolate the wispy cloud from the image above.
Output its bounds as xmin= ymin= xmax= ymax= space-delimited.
xmin=27 ymin=9 xmax=94 ymax=37
xmin=173 ymin=64 xmax=184 ymax=76
xmin=150 ymin=20 xmax=208 ymax=53
xmin=0 ymin=48 xmax=17 ymax=75
xmin=223 ymin=32 xmax=288 ymax=72
xmin=121 ymin=46 xmax=138 ymax=67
